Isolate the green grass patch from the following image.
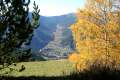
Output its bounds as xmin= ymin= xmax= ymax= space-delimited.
xmin=4 ymin=59 xmax=74 ymax=77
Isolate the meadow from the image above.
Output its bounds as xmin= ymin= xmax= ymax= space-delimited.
xmin=3 ymin=59 xmax=74 ymax=77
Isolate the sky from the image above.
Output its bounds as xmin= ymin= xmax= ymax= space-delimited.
xmin=29 ymin=0 xmax=86 ymax=16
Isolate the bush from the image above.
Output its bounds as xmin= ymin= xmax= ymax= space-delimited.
xmin=69 ymin=52 xmax=120 ymax=71
xmin=68 ymin=52 xmax=120 ymax=80
xmin=69 ymin=64 xmax=120 ymax=80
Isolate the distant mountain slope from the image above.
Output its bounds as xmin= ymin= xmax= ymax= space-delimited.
xmin=30 ymin=13 xmax=76 ymax=54
xmin=39 ymin=25 xmax=75 ymax=59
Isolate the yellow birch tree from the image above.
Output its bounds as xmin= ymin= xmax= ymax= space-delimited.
xmin=69 ymin=0 xmax=120 ymax=71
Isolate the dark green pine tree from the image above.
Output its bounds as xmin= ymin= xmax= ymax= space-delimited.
xmin=0 ymin=0 xmax=40 ymax=69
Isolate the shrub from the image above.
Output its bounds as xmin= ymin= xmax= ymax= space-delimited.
xmin=69 ymin=52 xmax=120 ymax=71
xmin=69 ymin=64 xmax=120 ymax=80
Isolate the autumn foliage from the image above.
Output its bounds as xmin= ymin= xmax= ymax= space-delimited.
xmin=69 ymin=0 xmax=120 ymax=71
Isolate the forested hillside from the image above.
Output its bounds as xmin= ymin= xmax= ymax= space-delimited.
xmin=30 ymin=13 xmax=76 ymax=54
xmin=39 ymin=25 xmax=74 ymax=59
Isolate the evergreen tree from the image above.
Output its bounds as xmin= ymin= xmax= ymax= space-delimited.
xmin=0 ymin=0 xmax=40 ymax=70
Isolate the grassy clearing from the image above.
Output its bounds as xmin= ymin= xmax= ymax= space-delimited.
xmin=1 ymin=60 xmax=120 ymax=80
xmin=4 ymin=59 xmax=74 ymax=77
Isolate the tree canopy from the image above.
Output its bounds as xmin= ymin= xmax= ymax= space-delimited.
xmin=69 ymin=0 xmax=120 ymax=71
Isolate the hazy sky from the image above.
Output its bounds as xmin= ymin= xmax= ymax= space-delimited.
xmin=29 ymin=0 xmax=86 ymax=16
